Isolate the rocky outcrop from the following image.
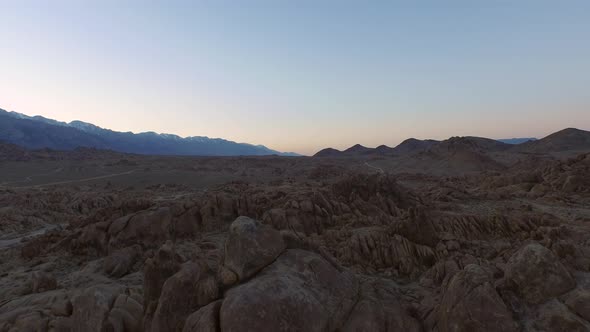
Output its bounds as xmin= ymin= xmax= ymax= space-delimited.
xmin=563 ymin=287 xmax=590 ymax=321
xmin=31 ymin=270 xmax=58 ymax=293
xmin=530 ymin=299 xmax=590 ymax=331
xmin=341 ymin=278 xmax=422 ymax=331
xmin=179 ymin=216 xmax=425 ymax=332
xmin=0 ymin=290 xmax=72 ymax=331
xmin=150 ymin=262 xmax=219 ymax=332
xmin=70 ymin=192 xmax=263 ymax=257
xmin=71 ymin=284 xmax=125 ymax=332
xmin=504 ymin=242 xmax=575 ymax=304
xmin=481 ymin=153 xmax=590 ymax=195
xmin=103 ymin=244 xmax=142 ymax=278
xmin=108 ymin=207 xmax=175 ymax=250
xmin=143 ymin=241 xmax=182 ymax=323
xmin=182 ymin=300 xmax=223 ymax=332
xmin=433 ymin=214 xmax=539 ymax=241
xmin=3 ymin=152 xmax=590 ymax=332
xmin=337 ymin=227 xmax=436 ymax=277
xmin=437 ymin=264 xmax=518 ymax=332
xmin=219 ymin=249 xmax=358 ymax=331
xmin=103 ymin=293 xmax=144 ymax=332
xmin=332 ymin=174 xmax=420 ymax=210
xmin=222 ymin=216 xmax=286 ymax=282
xmin=395 ymin=208 xmax=439 ymax=247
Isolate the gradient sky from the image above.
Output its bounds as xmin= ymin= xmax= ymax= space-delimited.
xmin=1 ymin=1 xmax=589 ymax=155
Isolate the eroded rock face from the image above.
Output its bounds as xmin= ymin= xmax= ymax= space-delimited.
xmin=504 ymin=242 xmax=575 ymax=304
xmin=150 ymin=262 xmax=219 ymax=332
xmin=563 ymin=288 xmax=590 ymax=321
xmin=212 ymin=217 xmax=425 ymax=332
xmin=395 ymin=208 xmax=439 ymax=247
xmin=530 ymin=299 xmax=590 ymax=332
xmin=182 ymin=300 xmax=223 ymax=332
xmin=31 ymin=270 xmax=58 ymax=293
xmin=0 ymin=290 xmax=72 ymax=331
xmin=143 ymin=241 xmax=181 ymax=322
xmin=222 ymin=216 xmax=286 ymax=281
xmin=108 ymin=207 xmax=174 ymax=250
xmin=438 ymin=264 xmax=518 ymax=332
xmin=341 ymin=278 xmax=422 ymax=332
xmin=71 ymin=284 xmax=124 ymax=332
xmin=103 ymin=244 xmax=142 ymax=278
xmin=220 ymin=249 xmax=358 ymax=332
xmin=104 ymin=293 xmax=144 ymax=332
xmin=338 ymin=227 xmax=436 ymax=277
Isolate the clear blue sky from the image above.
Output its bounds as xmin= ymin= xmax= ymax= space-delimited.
xmin=1 ymin=1 xmax=589 ymax=155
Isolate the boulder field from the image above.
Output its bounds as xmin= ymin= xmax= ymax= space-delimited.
xmin=1 ymin=167 xmax=590 ymax=331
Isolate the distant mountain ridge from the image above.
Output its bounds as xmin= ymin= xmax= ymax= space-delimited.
xmin=314 ymin=139 xmax=439 ymax=157
xmin=313 ymin=129 xmax=590 ymax=157
xmin=0 ymin=108 xmax=299 ymax=156
xmin=0 ymin=141 xmax=130 ymax=162
xmin=496 ymin=138 xmax=537 ymax=144
xmin=514 ymin=128 xmax=590 ymax=153
xmin=431 ymin=136 xmax=511 ymax=154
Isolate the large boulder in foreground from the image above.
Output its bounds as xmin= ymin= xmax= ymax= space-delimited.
xmin=104 ymin=293 xmax=144 ymax=332
xmin=563 ymin=288 xmax=590 ymax=322
xmin=183 ymin=216 xmax=423 ymax=332
xmin=504 ymin=242 xmax=575 ymax=304
xmin=0 ymin=290 xmax=72 ymax=331
xmin=530 ymin=299 xmax=590 ymax=331
xmin=341 ymin=278 xmax=422 ymax=332
xmin=71 ymin=284 xmax=124 ymax=332
xmin=222 ymin=216 xmax=286 ymax=281
xmin=219 ymin=249 xmax=358 ymax=332
xmin=143 ymin=241 xmax=181 ymax=322
xmin=150 ymin=262 xmax=219 ymax=332
xmin=437 ymin=264 xmax=518 ymax=332
xmin=182 ymin=300 xmax=223 ymax=332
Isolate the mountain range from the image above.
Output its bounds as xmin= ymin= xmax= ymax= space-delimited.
xmin=2 ymin=108 xmax=588 ymax=159
xmin=0 ymin=108 xmax=299 ymax=156
xmin=496 ymin=138 xmax=537 ymax=144
xmin=314 ymin=128 xmax=590 ymax=157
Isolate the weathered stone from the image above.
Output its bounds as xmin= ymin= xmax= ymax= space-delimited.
xmin=505 ymin=243 xmax=575 ymax=304
xmin=71 ymin=284 xmax=124 ymax=332
xmin=341 ymin=279 xmax=422 ymax=332
xmin=31 ymin=270 xmax=57 ymax=293
xmin=219 ymin=249 xmax=357 ymax=332
xmin=223 ymin=216 xmax=285 ymax=281
xmin=150 ymin=262 xmax=219 ymax=332
xmin=531 ymin=299 xmax=590 ymax=332
xmin=103 ymin=294 xmax=144 ymax=332
xmin=563 ymin=288 xmax=590 ymax=321
xmin=108 ymin=207 xmax=173 ymax=250
xmin=143 ymin=241 xmax=181 ymax=315
xmin=182 ymin=300 xmax=223 ymax=332
xmin=103 ymin=245 xmax=141 ymax=278
xmin=438 ymin=264 xmax=518 ymax=332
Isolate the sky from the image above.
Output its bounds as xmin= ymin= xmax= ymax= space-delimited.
xmin=1 ymin=1 xmax=589 ymax=155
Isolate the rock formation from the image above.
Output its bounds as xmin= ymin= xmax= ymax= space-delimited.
xmin=1 ymin=144 xmax=590 ymax=331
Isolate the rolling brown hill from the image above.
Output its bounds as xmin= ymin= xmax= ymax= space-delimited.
xmin=343 ymin=144 xmax=373 ymax=154
xmin=392 ymin=138 xmax=439 ymax=155
xmin=313 ymin=147 xmax=343 ymax=157
xmin=515 ymin=128 xmax=590 ymax=153
xmin=428 ymin=136 xmax=511 ymax=154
